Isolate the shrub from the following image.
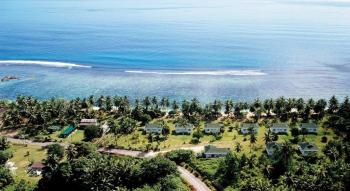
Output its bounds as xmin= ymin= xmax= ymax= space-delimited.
xmin=190 ymin=137 xmax=200 ymax=144
xmin=47 ymin=144 xmax=65 ymax=159
xmin=84 ymin=126 xmax=103 ymax=141
xmin=321 ymin=136 xmax=328 ymax=143
xmin=164 ymin=150 xmax=195 ymax=164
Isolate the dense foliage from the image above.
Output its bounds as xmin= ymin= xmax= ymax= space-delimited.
xmin=37 ymin=142 xmax=187 ymax=191
xmin=1 ymin=95 xmax=350 ymax=190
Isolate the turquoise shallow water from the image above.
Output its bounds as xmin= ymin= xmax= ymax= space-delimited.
xmin=0 ymin=0 xmax=350 ymax=101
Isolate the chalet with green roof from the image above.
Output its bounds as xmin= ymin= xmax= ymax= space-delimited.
xmin=240 ymin=123 xmax=259 ymax=134
xmin=298 ymin=142 xmax=318 ymax=156
xmin=204 ymin=123 xmax=222 ymax=134
xmin=59 ymin=125 xmax=76 ymax=138
xmin=203 ymin=145 xmax=230 ymax=158
xmin=300 ymin=123 xmax=318 ymax=133
xmin=145 ymin=123 xmax=163 ymax=134
xmin=265 ymin=142 xmax=280 ymax=156
xmin=270 ymin=123 xmax=289 ymax=134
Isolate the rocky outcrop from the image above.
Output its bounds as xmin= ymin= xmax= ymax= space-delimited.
xmin=1 ymin=76 xmax=19 ymax=82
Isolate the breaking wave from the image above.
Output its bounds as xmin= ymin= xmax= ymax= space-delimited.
xmin=125 ymin=70 xmax=266 ymax=76
xmin=0 ymin=60 xmax=91 ymax=69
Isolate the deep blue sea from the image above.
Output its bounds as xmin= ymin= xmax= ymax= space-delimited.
xmin=0 ymin=0 xmax=350 ymax=102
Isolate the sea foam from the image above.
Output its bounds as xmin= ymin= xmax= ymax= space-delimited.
xmin=125 ymin=70 xmax=266 ymax=76
xmin=0 ymin=60 xmax=91 ymax=69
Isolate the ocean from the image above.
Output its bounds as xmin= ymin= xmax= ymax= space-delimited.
xmin=0 ymin=0 xmax=350 ymax=102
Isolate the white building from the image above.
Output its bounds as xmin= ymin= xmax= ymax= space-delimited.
xmin=79 ymin=118 xmax=98 ymax=127
xmin=174 ymin=124 xmax=192 ymax=134
xmin=300 ymin=123 xmax=318 ymax=133
xmin=145 ymin=123 xmax=163 ymax=134
xmin=204 ymin=123 xmax=222 ymax=134
xmin=270 ymin=123 xmax=289 ymax=134
xmin=298 ymin=142 xmax=318 ymax=156
xmin=203 ymin=145 xmax=230 ymax=158
xmin=240 ymin=123 xmax=259 ymax=134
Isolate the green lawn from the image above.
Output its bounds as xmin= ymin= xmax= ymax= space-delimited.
xmin=94 ymin=119 xmax=335 ymax=157
xmin=8 ymin=144 xmax=47 ymax=185
xmin=50 ymin=129 xmax=84 ymax=143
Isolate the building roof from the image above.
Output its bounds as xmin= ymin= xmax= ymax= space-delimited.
xmin=205 ymin=123 xmax=223 ymax=129
xmin=271 ymin=123 xmax=289 ymax=129
xmin=145 ymin=123 xmax=163 ymax=129
xmin=60 ymin=125 xmax=76 ymax=136
xmin=80 ymin=119 xmax=98 ymax=123
xmin=48 ymin=126 xmax=61 ymax=131
xmin=240 ymin=123 xmax=259 ymax=129
xmin=300 ymin=123 xmax=318 ymax=129
xmin=175 ymin=124 xmax=192 ymax=129
xmin=204 ymin=145 xmax=230 ymax=154
xmin=299 ymin=142 xmax=318 ymax=151
xmin=31 ymin=162 xmax=45 ymax=170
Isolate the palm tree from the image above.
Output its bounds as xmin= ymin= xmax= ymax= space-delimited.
xmin=172 ymin=100 xmax=179 ymax=112
xmin=235 ymin=142 xmax=242 ymax=153
xmin=328 ymin=95 xmax=338 ymax=114
xmin=280 ymin=141 xmax=294 ymax=169
xmin=249 ymin=132 xmax=257 ymax=152
xmin=264 ymin=129 xmax=273 ymax=144
xmin=143 ymin=96 xmax=151 ymax=111
xmin=224 ymin=100 xmax=234 ymax=115
xmin=263 ymin=99 xmax=274 ymax=117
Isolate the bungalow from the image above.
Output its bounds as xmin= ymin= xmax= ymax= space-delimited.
xmin=59 ymin=125 xmax=76 ymax=138
xmin=145 ymin=123 xmax=163 ymax=134
xmin=298 ymin=142 xmax=319 ymax=156
xmin=270 ymin=123 xmax=289 ymax=134
xmin=265 ymin=142 xmax=280 ymax=156
xmin=300 ymin=123 xmax=318 ymax=133
xmin=174 ymin=124 xmax=192 ymax=134
xmin=28 ymin=162 xmax=45 ymax=176
xmin=240 ymin=123 xmax=259 ymax=134
xmin=79 ymin=119 xmax=98 ymax=128
xmin=204 ymin=123 xmax=223 ymax=134
xmin=203 ymin=145 xmax=230 ymax=158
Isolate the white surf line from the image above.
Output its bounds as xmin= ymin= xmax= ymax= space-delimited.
xmin=0 ymin=60 xmax=91 ymax=69
xmin=125 ymin=70 xmax=266 ymax=76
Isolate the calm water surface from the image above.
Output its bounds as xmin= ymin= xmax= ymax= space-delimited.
xmin=0 ymin=0 xmax=350 ymax=101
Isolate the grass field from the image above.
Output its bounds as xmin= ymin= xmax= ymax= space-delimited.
xmin=94 ymin=118 xmax=335 ymax=156
xmin=8 ymin=144 xmax=47 ymax=185
xmin=50 ymin=129 xmax=85 ymax=143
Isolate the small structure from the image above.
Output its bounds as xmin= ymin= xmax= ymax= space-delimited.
xmin=203 ymin=145 xmax=230 ymax=158
xmin=92 ymin=106 xmax=100 ymax=111
xmin=145 ymin=123 xmax=163 ymax=134
xmin=270 ymin=123 xmax=289 ymax=134
xmin=298 ymin=142 xmax=318 ymax=156
xmin=47 ymin=126 xmax=61 ymax=133
xmin=204 ymin=123 xmax=222 ymax=134
xmin=174 ymin=124 xmax=192 ymax=134
xmin=59 ymin=125 xmax=76 ymax=138
xmin=240 ymin=123 xmax=259 ymax=134
xmin=265 ymin=142 xmax=280 ymax=156
xmin=100 ymin=123 xmax=110 ymax=134
xmin=28 ymin=162 xmax=45 ymax=176
xmin=79 ymin=119 xmax=98 ymax=128
xmin=300 ymin=123 xmax=318 ymax=134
